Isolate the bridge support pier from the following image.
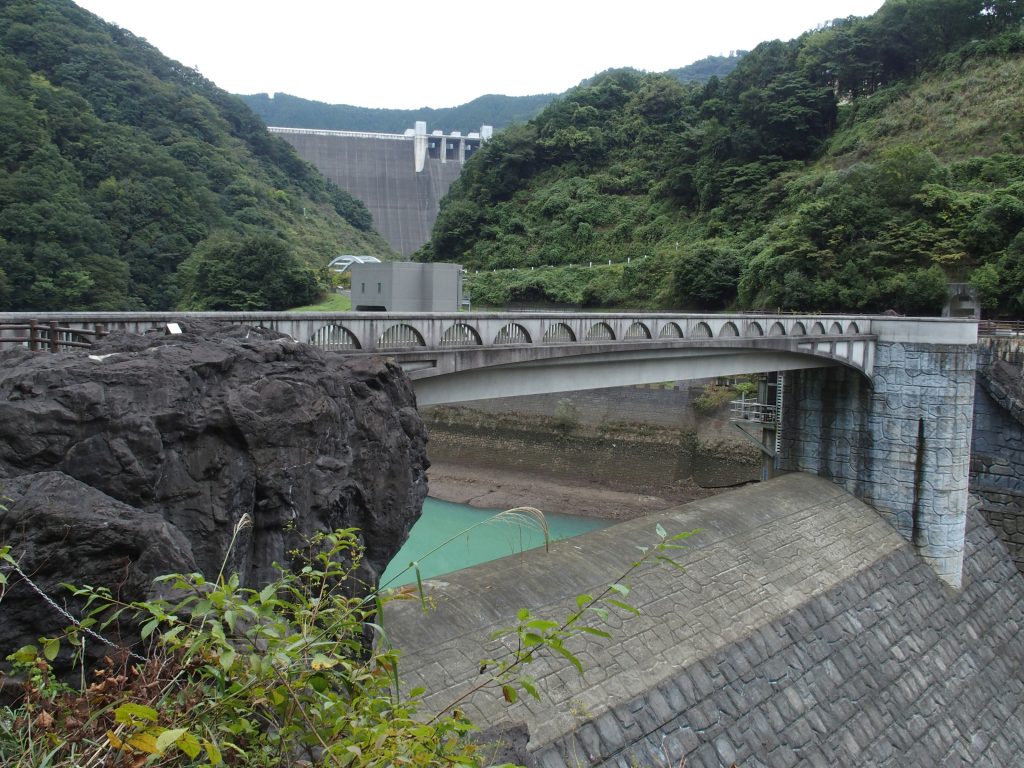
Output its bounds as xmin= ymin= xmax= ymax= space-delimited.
xmin=781 ymin=341 xmax=976 ymax=588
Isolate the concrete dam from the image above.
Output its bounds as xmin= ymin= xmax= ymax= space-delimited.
xmin=270 ymin=122 xmax=491 ymax=257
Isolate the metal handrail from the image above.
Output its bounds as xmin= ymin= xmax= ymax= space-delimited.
xmin=0 ymin=321 xmax=107 ymax=352
xmin=979 ymin=320 xmax=1024 ymax=337
xmin=730 ymin=399 xmax=777 ymax=424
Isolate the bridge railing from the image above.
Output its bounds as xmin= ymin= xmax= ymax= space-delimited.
xmin=979 ymin=320 xmax=1024 ymax=337
xmin=730 ymin=399 xmax=778 ymax=424
xmin=0 ymin=320 xmax=108 ymax=352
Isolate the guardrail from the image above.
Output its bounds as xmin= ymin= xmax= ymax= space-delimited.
xmin=0 ymin=321 xmax=109 ymax=352
xmin=979 ymin=321 xmax=1024 ymax=337
xmin=730 ymin=399 xmax=777 ymax=424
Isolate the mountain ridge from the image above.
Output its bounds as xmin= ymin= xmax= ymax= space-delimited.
xmin=0 ymin=0 xmax=395 ymax=312
xmin=238 ymin=54 xmax=745 ymax=135
xmin=418 ymin=1 xmax=1024 ymax=317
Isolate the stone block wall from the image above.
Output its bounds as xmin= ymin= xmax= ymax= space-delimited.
xmin=971 ymin=340 xmax=1024 ymax=573
xmin=781 ymin=342 xmax=976 ymax=587
xmin=538 ymin=508 xmax=1024 ymax=768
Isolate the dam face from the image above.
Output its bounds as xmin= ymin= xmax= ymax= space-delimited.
xmin=271 ymin=123 xmax=490 ymax=257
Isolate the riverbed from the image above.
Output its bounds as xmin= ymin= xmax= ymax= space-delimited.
xmin=426 ymin=460 xmax=725 ymax=520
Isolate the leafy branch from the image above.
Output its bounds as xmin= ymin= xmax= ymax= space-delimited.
xmin=431 ymin=523 xmax=700 ymax=717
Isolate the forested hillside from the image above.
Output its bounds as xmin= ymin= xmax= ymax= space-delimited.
xmin=665 ymin=52 xmax=745 ymax=83
xmin=240 ymin=92 xmax=557 ymax=135
xmin=421 ymin=0 xmax=1024 ymax=316
xmin=0 ymin=0 xmax=394 ymax=312
xmin=239 ymin=56 xmax=744 ymax=135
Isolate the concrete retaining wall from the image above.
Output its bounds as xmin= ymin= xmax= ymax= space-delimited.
xmin=971 ymin=386 xmax=1024 ymax=572
xmin=424 ymin=384 xmax=701 ymax=429
xmin=971 ymin=341 xmax=1024 ymax=573
xmin=422 ymin=384 xmax=761 ymax=494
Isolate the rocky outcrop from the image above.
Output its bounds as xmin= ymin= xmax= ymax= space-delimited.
xmin=0 ymin=472 xmax=197 ymax=659
xmin=0 ymin=322 xmax=427 ymax=660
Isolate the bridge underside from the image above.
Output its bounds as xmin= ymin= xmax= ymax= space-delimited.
xmin=382 ymin=340 xmax=869 ymax=405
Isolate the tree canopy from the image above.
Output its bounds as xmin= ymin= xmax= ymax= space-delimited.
xmin=421 ymin=0 xmax=1024 ymax=316
xmin=0 ymin=0 xmax=394 ymax=311
xmin=176 ymin=234 xmax=319 ymax=311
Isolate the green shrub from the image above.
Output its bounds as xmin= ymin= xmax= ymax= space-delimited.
xmin=0 ymin=531 xmax=479 ymax=767
xmin=0 ymin=512 xmax=699 ymax=767
xmin=553 ymin=398 xmax=580 ymax=432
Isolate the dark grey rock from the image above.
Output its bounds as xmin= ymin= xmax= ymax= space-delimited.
xmin=0 ymin=324 xmax=427 ymax=662
xmin=0 ymin=471 xmax=196 ymax=662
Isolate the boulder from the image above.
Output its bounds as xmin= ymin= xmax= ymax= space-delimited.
xmin=0 ymin=323 xmax=427 ymax=659
xmin=0 ymin=471 xmax=196 ymax=663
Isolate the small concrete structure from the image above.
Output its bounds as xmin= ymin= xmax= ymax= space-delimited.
xmin=943 ymin=282 xmax=982 ymax=319
xmin=350 ymin=262 xmax=464 ymax=312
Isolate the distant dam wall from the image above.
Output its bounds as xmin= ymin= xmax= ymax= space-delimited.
xmin=271 ymin=123 xmax=490 ymax=257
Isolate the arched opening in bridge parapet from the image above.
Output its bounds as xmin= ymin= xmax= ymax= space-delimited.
xmin=811 ymin=321 xmax=826 ymax=335
xmin=625 ymin=322 xmax=652 ymax=340
xmin=745 ymin=322 xmax=764 ymax=337
xmin=792 ymin=321 xmax=807 ymax=335
xmin=495 ymin=323 xmax=532 ymax=345
xmin=769 ymin=322 xmax=786 ymax=336
xmin=440 ymin=323 xmax=482 ymax=347
xmin=541 ymin=323 xmax=576 ymax=344
xmin=310 ymin=324 xmax=361 ymax=351
xmin=693 ymin=322 xmax=712 ymax=339
xmin=848 ymin=321 xmax=861 ymax=334
xmin=379 ymin=324 xmax=426 ymax=349
xmin=719 ymin=322 xmax=739 ymax=338
xmin=829 ymin=321 xmax=844 ymax=335
xmin=586 ymin=322 xmax=615 ymax=341
xmin=658 ymin=322 xmax=683 ymax=339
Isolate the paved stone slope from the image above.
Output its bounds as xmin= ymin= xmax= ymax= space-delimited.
xmin=391 ymin=473 xmax=1016 ymax=765
xmin=566 ymin=502 xmax=1024 ymax=767
xmin=388 ymin=473 xmax=1024 ymax=766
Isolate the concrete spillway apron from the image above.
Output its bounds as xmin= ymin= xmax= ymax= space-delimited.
xmin=383 ymin=473 xmax=907 ymax=756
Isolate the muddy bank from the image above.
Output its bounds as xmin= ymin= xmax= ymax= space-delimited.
xmin=427 ymin=460 xmax=728 ymax=520
xmin=423 ymin=406 xmax=761 ymax=520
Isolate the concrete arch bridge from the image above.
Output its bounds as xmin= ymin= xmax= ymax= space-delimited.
xmin=0 ymin=311 xmax=977 ymax=587
xmin=2 ymin=311 xmax=872 ymax=404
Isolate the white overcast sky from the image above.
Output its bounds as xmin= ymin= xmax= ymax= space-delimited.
xmin=74 ymin=0 xmax=885 ymax=110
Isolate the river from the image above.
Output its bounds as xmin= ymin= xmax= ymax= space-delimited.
xmin=379 ymin=497 xmax=610 ymax=588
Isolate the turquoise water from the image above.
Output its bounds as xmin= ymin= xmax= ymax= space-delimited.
xmin=379 ymin=497 xmax=610 ymax=588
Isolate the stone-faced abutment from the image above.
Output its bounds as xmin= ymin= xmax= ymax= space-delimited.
xmin=781 ymin=318 xmax=976 ymax=588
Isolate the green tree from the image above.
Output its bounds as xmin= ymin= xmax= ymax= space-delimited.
xmin=671 ymin=242 xmax=743 ymax=309
xmin=176 ymin=234 xmax=320 ymax=311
